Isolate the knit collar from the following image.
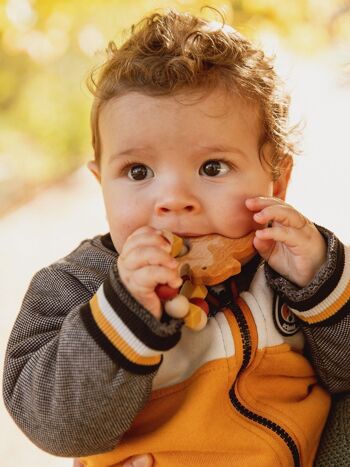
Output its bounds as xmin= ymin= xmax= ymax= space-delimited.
xmin=101 ymin=232 xmax=117 ymax=252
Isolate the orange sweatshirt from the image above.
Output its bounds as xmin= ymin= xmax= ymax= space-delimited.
xmin=81 ymin=266 xmax=330 ymax=467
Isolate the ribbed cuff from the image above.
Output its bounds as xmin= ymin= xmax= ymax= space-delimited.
xmin=81 ymin=260 xmax=182 ymax=374
xmin=265 ymin=226 xmax=350 ymax=325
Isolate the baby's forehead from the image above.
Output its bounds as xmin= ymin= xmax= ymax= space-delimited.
xmin=98 ymin=88 xmax=263 ymax=165
xmin=99 ymin=88 xmax=261 ymax=126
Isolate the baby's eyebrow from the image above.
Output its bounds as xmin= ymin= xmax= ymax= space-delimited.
xmin=195 ymin=145 xmax=246 ymax=158
xmin=108 ymin=146 xmax=153 ymax=163
xmin=108 ymin=144 xmax=246 ymax=163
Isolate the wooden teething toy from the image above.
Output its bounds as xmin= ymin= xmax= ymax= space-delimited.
xmin=155 ymin=231 xmax=255 ymax=331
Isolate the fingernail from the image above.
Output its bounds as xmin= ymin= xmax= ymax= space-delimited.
xmin=133 ymin=456 xmax=151 ymax=467
xmin=162 ymin=243 xmax=172 ymax=253
xmin=160 ymin=229 xmax=173 ymax=245
xmin=133 ymin=459 xmax=144 ymax=467
xmin=173 ymin=277 xmax=183 ymax=288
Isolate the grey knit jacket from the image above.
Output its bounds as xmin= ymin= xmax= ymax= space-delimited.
xmin=2 ymin=226 xmax=350 ymax=466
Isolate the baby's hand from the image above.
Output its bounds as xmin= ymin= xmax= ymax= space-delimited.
xmin=117 ymin=226 xmax=182 ymax=319
xmin=246 ymin=197 xmax=327 ymax=287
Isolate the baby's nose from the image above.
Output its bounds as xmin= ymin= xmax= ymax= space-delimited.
xmin=156 ymin=200 xmax=196 ymax=214
xmin=154 ymin=184 xmax=201 ymax=215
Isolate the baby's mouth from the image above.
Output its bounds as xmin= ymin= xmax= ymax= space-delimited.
xmin=172 ymin=232 xmax=207 ymax=239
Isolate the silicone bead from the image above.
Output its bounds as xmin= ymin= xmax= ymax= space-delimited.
xmin=189 ymin=297 xmax=209 ymax=315
xmin=155 ymin=284 xmax=179 ymax=301
xmin=165 ymin=294 xmax=190 ymax=319
xmin=184 ymin=303 xmax=208 ymax=331
xmin=180 ymin=280 xmax=208 ymax=299
xmin=171 ymin=234 xmax=184 ymax=257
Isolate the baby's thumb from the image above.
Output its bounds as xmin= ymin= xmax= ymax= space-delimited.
xmin=122 ymin=454 xmax=154 ymax=467
xmin=253 ymin=236 xmax=274 ymax=263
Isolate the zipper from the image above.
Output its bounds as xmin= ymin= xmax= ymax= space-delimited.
xmin=228 ymin=298 xmax=301 ymax=467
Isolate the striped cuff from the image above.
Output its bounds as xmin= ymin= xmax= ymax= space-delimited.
xmin=266 ymin=226 xmax=350 ymax=325
xmin=81 ymin=272 xmax=182 ymax=374
xmin=289 ymin=244 xmax=350 ymax=324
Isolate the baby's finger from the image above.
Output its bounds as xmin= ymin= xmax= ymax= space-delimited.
xmin=253 ymin=204 xmax=309 ymax=230
xmin=127 ymin=225 xmax=159 ymax=239
xmin=246 ymin=196 xmax=290 ymax=212
xmin=122 ymin=246 xmax=178 ymax=271
xmin=253 ymin=236 xmax=275 ymax=261
xmin=122 ymin=454 xmax=154 ymax=467
xmin=132 ymin=265 xmax=183 ymax=291
xmin=255 ymin=224 xmax=305 ymax=249
xmin=121 ymin=231 xmax=171 ymax=259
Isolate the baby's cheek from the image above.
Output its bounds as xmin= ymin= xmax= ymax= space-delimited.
xmin=107 ymin=212 xmax=135 ymax=253
xmin=219 ymin=197 xmax=254 ymax=235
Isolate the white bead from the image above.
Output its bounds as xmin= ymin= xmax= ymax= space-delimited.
xmin=165 ymin=295 xmax=189 ymax=319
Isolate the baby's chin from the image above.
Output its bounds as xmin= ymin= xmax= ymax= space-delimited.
xmin=219 ymin=229 xmax=256 ymax=241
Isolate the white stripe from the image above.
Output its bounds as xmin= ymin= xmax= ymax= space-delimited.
xmin=96 ymin=286 xmax=160 ymax=357
xmin=291 ymin=246 xmax=350 ymax=318
xmin=240 ymin=291 xmax=268 ymax=350
xmin=153 ymin=312 xmax=235 ymax=390
xmin=215 ymin=312 xmax=235 ymax=357
xmin=241 ymin=268 xmax=304 ymax=351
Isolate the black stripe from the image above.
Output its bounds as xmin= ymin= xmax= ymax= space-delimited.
xmin=101 ymin=233 xmax=116 ymax=252
xmin=283 ymin=241 xmax=345 ymax=312
xmin=103 ymin=279 xmax=182 ymax=351
xmin=80 ymin=303 xmax=162 ymax=375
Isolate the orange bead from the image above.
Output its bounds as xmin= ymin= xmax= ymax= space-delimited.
xmin=184 ymin=303 xmax=208 ymax=331
xmin=180 ymin=280 xmax=208 ymax=299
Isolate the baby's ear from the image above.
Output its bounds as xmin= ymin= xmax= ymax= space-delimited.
xmin=87 ymin=160 xmax=101 ymax=184
xmin=273 ymin=156 xmax=292 ymax=200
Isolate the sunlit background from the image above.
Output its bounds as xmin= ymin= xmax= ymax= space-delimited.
xmin=1 ymin=1 xmax=350 ymax=466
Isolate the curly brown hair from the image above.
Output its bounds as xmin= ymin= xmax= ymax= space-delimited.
xmin=87 ymin=10 xmax=299 ymax=179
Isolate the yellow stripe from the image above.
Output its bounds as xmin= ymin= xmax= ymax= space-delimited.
xmin=297 ymin=279 xmax=350 ymax=324
xmin=89 ymin=295 xmax=161 ymax=366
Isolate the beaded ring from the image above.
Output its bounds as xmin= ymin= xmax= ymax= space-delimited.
xmin=155 ymin=231 xmax=255 ymax=331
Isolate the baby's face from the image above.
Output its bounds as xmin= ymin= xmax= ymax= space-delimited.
xmin=90 ymin=88 xmax=285 ymax=253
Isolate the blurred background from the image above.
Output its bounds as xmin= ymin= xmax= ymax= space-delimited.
xmin=0 ymin=0 xmax=349 ymax=466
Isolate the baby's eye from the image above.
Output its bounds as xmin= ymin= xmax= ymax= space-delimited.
xmin=127 ymin=164 xmax=154 ymax=181
xmin=199 ymin=159 xmax=231 ymax=177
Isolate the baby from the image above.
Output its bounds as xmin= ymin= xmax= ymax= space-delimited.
xmin=3 ymin=10 xmax=350 ymax=467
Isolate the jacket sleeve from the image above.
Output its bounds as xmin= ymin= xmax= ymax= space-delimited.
xmin=2 ymin=240 xmax=182 ymax=457
xmin=265 ymin=225 xmax=350 ymax=394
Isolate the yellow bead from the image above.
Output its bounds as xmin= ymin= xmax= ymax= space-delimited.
xmin=184 ymin=303 xmax=208 ymax=331
xmin=180 ymin=280 xmax=208 ymax=299
xmin=171 ymin=234 xmax=184 ymax=257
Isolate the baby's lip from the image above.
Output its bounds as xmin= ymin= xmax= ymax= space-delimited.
xmin=173 ymin=232 xmax=205 ymax=238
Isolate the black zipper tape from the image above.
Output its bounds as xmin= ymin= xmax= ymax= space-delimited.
xmin=228 ymin=297 xmax=301 ymax=467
